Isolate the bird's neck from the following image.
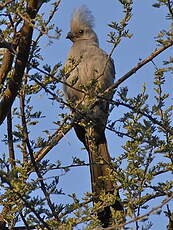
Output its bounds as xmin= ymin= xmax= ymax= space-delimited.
xmin=69 ymin=39 xmax=98 ymax=57
xmin=73 ymin=38 xmax=99 ymax=48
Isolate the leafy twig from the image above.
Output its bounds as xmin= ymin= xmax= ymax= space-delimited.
xmin=104 ymin=41 xmax=173 ymax=94
xmin=0 ymin=0 xmax=14 ymax=9
xmin=104 ymin=194 xmax=173 ymax=230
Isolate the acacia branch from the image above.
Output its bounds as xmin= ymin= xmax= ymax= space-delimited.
xmin=0 ymin=171 xmax=52 ymax=230
xmin=3 ymin=226 xmax=36 ymax=230
xmin=165 ymin=205 xmax=173 ymax=230
xmin=0 ymin=49 xmax=14 ymax=91
xmin=0 ymin=41 xmax=14 ymax=50
xmin=26 ymin=130 xmax=60 ymax=222
xmin=19 ymin=90 xmax=29 ymax=162
xmin=0 ymin=0 xmax=44 ymax=126
xmin=18 ymin=78 xmax=59 ymax=219
xmin=34 ymin=42 xmax=173 ymax=163
xmin=104 ymin=41 xmax=173 ymax=93
xmin=34 ymin=119 xmax=74 ymax=162
xmin=110 ymin=100 xmax=173 ymax=135
xmin=32 ymin=63 xmax=85 ymax=95
xmin=7 ymin=109 xmax=15 ymax=168
xmin=105 ymin=194 xmax=173 ymax=230
xmin=167 ymin=0 xmax=173 ymax=18
xmin=0 ymin=0 xmax=14 ymax=9
xmin=0 ymin=31 xmax=22 ymax=92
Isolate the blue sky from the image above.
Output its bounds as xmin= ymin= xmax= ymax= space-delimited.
xmin=0 ymin=0 xmax=173 ymax=229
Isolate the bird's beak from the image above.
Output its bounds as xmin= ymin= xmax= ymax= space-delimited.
xmin=66 ymin=31 xmax=74 ymax=40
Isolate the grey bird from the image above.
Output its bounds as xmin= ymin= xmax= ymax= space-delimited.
xmin=63 ymin=6 xmax=123 ymax=227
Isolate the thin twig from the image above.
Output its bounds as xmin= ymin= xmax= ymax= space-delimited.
xmin=0 ymin=0 xmax=14 ymax=9
xmin=109 ymin=100 xmax=173 ymax=135
xmin=104 ymin=41 xmax=173 ymax=93
xmin=104 ymin=194 xmax=173 ymax=230
xmin=165 ymin=204 xmax=173 ymax=230
xmin=32 ymin=43 xmax=173 ymax=163
xmin=19 ymin=212 xmax=31 ymax=230
xmin=0 ymin=172 xmax=52 ymax=230
xmin=34 ymin=118 xmax=74 ymax=162
xmin=29 ymin=0 xmax=61 ymax=60
xmin=25 ymin=126 xmax=60 ymax=222
xmin=19 ymin=86 xmax=29 ymax=162
xmin=59 ymin=199 xmax=92 ymax=218
xmin=16 ymin=0 xmax=61 ymax=38
xmin=31 ymin=64 xmax=85 ymax=95
xmin=167 ymin=0 xmax=173 ymax=18
xmin=7 ymin=109 xmax=15 ymax=168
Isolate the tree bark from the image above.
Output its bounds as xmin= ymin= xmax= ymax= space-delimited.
xmin=0 ymin=0 xmax=43 ymax=125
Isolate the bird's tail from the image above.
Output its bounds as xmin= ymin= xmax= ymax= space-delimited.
xmin=86 ymin=130 xmax=124 ymax=228
xmin=87 ymin=132 xmax=114 ymax=194
xmin=74 ymin=124 xmax=124 ymax=227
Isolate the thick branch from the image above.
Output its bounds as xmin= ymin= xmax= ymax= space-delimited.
xmin=0 ymin=31 xmax=22 ymax=92
xmin=0 ymin=49 xmax=14 ymax=90
xmin=0 ymin=41 xmax=14 ymax=51
xmin=0 ymin=1 xmax=43 ymax=125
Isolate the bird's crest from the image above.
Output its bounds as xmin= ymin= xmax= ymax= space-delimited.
xmin=70 ymin=6 xmax=95 ymax=32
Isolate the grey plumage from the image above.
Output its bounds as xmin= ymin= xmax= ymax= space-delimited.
xmin=64 ymin=6 xmax=114 ymax=129
xmin=71 ymin=5 xmax=95 ymax=32
xmin=63 ymin=6 xmax=123 ymax=227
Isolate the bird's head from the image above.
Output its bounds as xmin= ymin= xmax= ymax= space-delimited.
xmin=66 ymin=6 xmax=99 ymax=44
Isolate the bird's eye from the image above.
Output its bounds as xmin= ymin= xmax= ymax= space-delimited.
xmin=79 ymin=30 xmax=84 ymax=34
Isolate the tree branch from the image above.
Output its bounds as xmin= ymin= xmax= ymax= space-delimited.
xmin=167 ymin=0 xmax=173 ymax=18
xmin=165 ymin=205 xmax=173 ymax=230
xmin=105 ymin=41 xmax=173 ymax=93
xmin=0 ymin=41 xmax=14 ymax=51
xmin=104 ymin=194 xmax=173 ymax=230
xmin=0 ymin=171 xmax=52 ymax=230
xmin=0 ymin=0 xmax=14 ymax=9
xmin=34 ymin=119 xmax=74 ymax=162
xmin=0 ymin=0 xmax=44 ymax=125
xmin=34 ymin=42 xmax=173 ymax=163
xmin=110 ymin=100 xmax=173 ymax=135
xmin=7 ymin=109 xmax=15 ymax=168
xmin=19 ymin=90 xmax=29 ymax=162
xmin=25 ymin=130 xmax=60 ymax=222
xmin=0 ymin=49 xmax=14 ymax=92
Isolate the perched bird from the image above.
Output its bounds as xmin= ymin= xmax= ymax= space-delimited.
xmin=63 ymin=6 xmax=123 ymax=227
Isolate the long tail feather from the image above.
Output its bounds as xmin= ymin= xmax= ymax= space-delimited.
xmin=86 ymin=131 xmax=114 ymax=194
xmin=74 ymin=124 xmax=124 ymax=227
